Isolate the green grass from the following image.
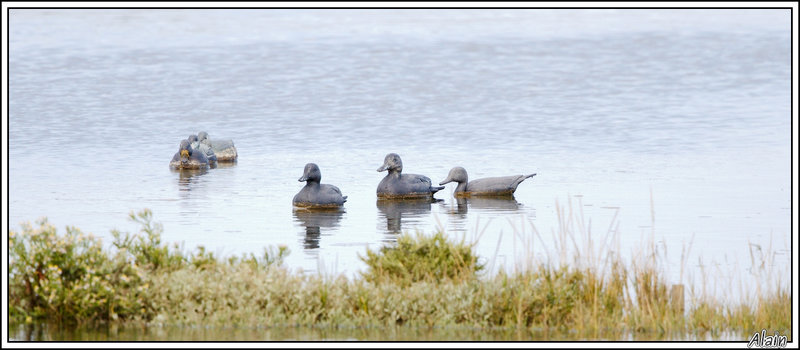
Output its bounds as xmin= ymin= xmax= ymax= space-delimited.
xmin=359 ymin=230 xmax=484 ymax=286
xmin=8 ymin=208 xmax=791 ymax=341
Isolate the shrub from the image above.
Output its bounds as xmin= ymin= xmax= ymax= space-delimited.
xmin=359 ymin=230 xmax=484 ymax=286
xmin=9 ymin=219 xmax=147 ymax=324
xmin=8 ymin=209 xmax=288 ymax=326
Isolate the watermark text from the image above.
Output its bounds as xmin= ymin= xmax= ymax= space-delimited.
xmin=748 ymin=329 xmax=788 ymax=348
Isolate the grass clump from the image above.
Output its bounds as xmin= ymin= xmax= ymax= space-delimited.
xmin=359 ymin=230 xmax=484 ymax=286
xmin=687 ymin=290 xmax=792 ymax=339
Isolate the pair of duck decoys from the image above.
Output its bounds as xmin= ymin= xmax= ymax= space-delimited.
xmin=292 ymin=153 xmax=536 ymax=208
xmin=169 ymin=131 xmax=239 ymax=170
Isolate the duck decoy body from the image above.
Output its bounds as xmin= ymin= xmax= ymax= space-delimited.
xmin=439 ymin=166 xmax=535 ymax=197
xmin=170 ymin=139 xmax=209 ymax=170
xmin=293 ymin=163 xmax=348 ymax=208
xmin=198 ymin=131 xmax=237 ymax=162
xmin=376 ymin=153 xmax=444 ymax=199
xmin=188 ymin=134 xmax=217 ymax=163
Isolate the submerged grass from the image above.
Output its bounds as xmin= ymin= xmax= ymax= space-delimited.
xmin=8 ymin=207 xmax=792 ymax=341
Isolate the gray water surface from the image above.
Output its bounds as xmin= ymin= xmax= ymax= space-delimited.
xmin=8 ymin=9 xmax=792 ymax=301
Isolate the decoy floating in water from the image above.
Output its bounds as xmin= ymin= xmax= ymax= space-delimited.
xmin=439 ymin=166 xmax=535 ymax=197
xmin=169 ymin=139 xmax=209 ymax=170
xmin=293 ymin=163 xmax=347 ymax=208
xmin=376 ymin=153 xmax=444 ymax=199
xmin=198 ymin=131 xmax=237 ymax=162
xmin=188 ymin=134 xmax=217 ymax=163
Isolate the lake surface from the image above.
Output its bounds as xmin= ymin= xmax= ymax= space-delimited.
xmin=7 ymin=8 xmax=792 ymax=318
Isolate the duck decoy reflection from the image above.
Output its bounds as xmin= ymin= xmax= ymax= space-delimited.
xmin=465 ymin=196 xmax=522 ymax=211
xmin=172 ymin=167 xmax=209 ymax=198
xmin=376 ymin=153 xmax=444 ymax=199
xmin=293 ymin=208 xmax=345 ymax=249
xmin=443 ymin=196 xmax=522 ymax=217
xmin=175 ymin=167 xmax=209 ymax=182
xmin=376 ymin=198 xmax=439 ymax=235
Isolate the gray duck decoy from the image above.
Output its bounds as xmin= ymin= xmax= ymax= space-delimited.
xmin=169 ymin=139 xmax=210 ymax=170
xmin=376 ymin=153 xmax=444 ymax=199
xmin=439 ymin=166 xmax=535 ymax=197
xmin=198 ymin=131 xmax=237 ymax=162
xmin=293 ymin=163 xmax=347 ymax=208
xmin=188 ymin=134 xmax=217 ymax=163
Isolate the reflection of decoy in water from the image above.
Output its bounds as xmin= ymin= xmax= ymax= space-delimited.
xmin=443 ymin=196 xmax=521 ymax=217
xmin=292 ymin=207 xmax=345 ymax=250
xmin=213 ymin=161 xmax=238 ymax=169
xmin=169 ymin=139 xmax=209 ymax=170
xmin=175 ymin=167 xmax=208 ymax=181
xmin=376 ymin=153 xmax=444 ymax=199
xmin=376 ymin=198 xmax=438 ymax=234
xmin=301 ymin=226 xmax=321 ymax=250
xmin=439 ymin=166 xmax=535 ymax=197
xmin=463 ymin=196 xmax=522 ymax=211
xmin=172 ymin=167 xmax=209 ymax=192
xmin=447 ymin=197 xmax=470 ymax=216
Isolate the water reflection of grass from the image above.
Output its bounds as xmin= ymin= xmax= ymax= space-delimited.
xmin=8 ymin=207 xmax=790 ymax=341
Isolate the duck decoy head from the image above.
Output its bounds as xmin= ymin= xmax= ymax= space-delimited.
xmin=377 ymin=153 xmax=403 ymax=173
xmin=440 ymin=166 xmax=468 ymax=185
xmin=198 ymin=131 xmax=209 ymax=142
xmin=179 ymin=140 xmax=192 ymax=164
xmin=298 ymin=163 xmax=322 ymax=183
xmin=187 ymin=134 xmax=199 ymax=143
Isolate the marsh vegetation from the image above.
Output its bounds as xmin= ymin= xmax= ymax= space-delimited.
xmin=8 ymin=207 xmax=791 ymax=341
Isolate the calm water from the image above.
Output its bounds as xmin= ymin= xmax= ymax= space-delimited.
xmin=7 ymin=9 xmax=793 ymax=339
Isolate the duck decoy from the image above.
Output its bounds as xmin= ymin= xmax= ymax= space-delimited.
xmin=198 ymin=131 xmax=238 ymax=162
xmin=439 ymin=166 xmax=535 ymax=197
xmin=169 ymin=139 xmax=209 ymax=170
xmin=188 ymin=134 xmax=217 ymax=163
xmin=293 ymin=163 xmax=347 ymax=208
xmin=376 ymin=153 xmax=444 ymax=199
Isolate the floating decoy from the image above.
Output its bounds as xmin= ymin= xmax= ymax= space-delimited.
xmin=439 ymin=166 xmax=535 ymax=197
xmin=376 ymin=153 xmax=444 ymax=199
xmin=293 ymin=163 xmax=347 ymax=208
xmin=198 ymin=131 xmax=238 ymax=162
xmin=169 ymin=139 xmax=209 ymax=170
xmin=188 ymin=134 xmax=217 ymax=163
